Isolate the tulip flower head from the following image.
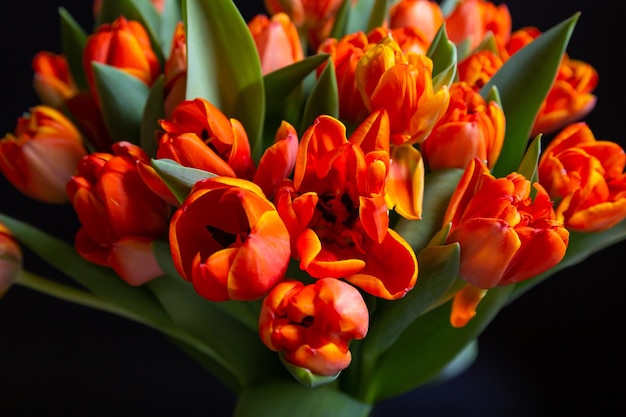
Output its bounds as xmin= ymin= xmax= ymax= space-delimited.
xmin=275 ymin=111 xmax=418 ymax=300
xmin=538 ymin=122 xmax=626 ymax=232
xmin=0 ymin=105 xmax=86 ymax=204
xmin=32 ymin=51 xmax=78 ymax=108
xmin=259 ymin=278 xmax=369 ymax=376
xmin=169 ymin=176 xmax=291 ymax=302
xmin=248 ymin=12 xmax=304 ymax=75
xmin=67 ymin=142 xmax=170 ymax=285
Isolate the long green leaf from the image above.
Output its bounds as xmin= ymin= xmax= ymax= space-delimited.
xmin=151 ymin=158 xmax=216 ymax=204
xmin=235 ymin=379 xmax=373 ymax=417
xmin=59 ymin=7 xmax=89 ymax=91
xmin=140 ymin=75 xmax=165 ymax=159
xmin=300 ymin=57 xmax=339 ymax=134
xmin=427 ymin=25 xmax=457 ymax=91
xmin=364 ymin=285 xmax=513 ymax=402
xmin=485 ymin=13 xmax=579 ymax=177
xmin=183 ymin=0 xmax=265 ymax=159
xmin=93 ymin=62 xmax=150 ymax=143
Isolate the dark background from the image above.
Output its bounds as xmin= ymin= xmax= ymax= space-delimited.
xmin=0 ymin=1 xmax=624 ymax=416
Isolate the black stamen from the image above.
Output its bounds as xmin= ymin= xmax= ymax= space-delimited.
xmin=206 ymin=225 xmax=237 ymax=247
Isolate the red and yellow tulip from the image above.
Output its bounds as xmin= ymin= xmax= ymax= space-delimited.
xmin=169 ymin=176 xmax=291 ymax=302
xmin=0 ymin=105 xmax=86 ymax=204
xmin=538 ymin=122 xmax=626 ymax=232
xmin=420 ymin=81 xmax=505 ymax=170
xmin=259 ymin=278 xmax=369 ymax=376
xmin=158 ymin=98 xmax=255 ymax=180
xmin=355 ymin=35 xmax=449 ymax=145
xmin=275 ymin=111 xmax=418 ymax=300
xmin=389 ymin=0 xmax=445 ymax=44
xmin=67 ymin=141 xmax=170 ymax=285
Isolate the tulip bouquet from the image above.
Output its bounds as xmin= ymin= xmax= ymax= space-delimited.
xmin=1 ymin=0 xmax=625 ymax=416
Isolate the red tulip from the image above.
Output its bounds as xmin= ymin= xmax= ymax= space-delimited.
xmin=445 ymin=0 xmax=512 ymax=52
xmin=389 ymin=0 xmax=445 ymax=44
xmin=0 ymin=105 xmax=86 ymax=203
xmin=32 ymin=51 xmax=78 ymax=108
xmin=67 ymin=141 xmax=170 ymax=285
xmin=258 ymin=278 xmax=369 ymax=376
xmin=169 ymin=176 xmax=291 ymax=302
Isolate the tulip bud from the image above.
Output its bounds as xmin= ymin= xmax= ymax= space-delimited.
xmin=248 ymin=12 xmax=304 ymax=75
xmin=32 ymin=51 xmax=78 ymax=108
xmin=0 ymin=105 xmax=87 ymax=204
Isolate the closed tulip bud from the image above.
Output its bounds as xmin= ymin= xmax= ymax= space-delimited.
xmin=0 ymin=105 xmax=87 ymax=204
xmin=169 ymin=176 xmax=291 ymax=302
xmin=389 ymin=0 xmax=445 ymax=44
xmin=443 ymin=158 xmax=569 ymax=289
xmin=420 ymin=81 xmax=505 ymax=170
xmin=0 ymin=222 xmax=22 ymax=298
xmin=67 ymin=141 xmax=170 ymax=285
xmin=248 ymin=12 xmax=304 ymax=75
xmin=259 ymin=278 xmax=369 ymax=376
xmin=445 ymin=0 xmax=512 ymax=51
xmin=538 ymin=122 xmax=626 ymax=232
xmin=32 ymin=51 xmax=78 ymax=108
xmin=164 ymin=22 xmax=187 ymax=119
xmin=83 ymin=16 xmax=160 ymax=106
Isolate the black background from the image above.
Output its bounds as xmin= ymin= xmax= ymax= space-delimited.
xmin=0 ymin=1 xmax=624 ymax=416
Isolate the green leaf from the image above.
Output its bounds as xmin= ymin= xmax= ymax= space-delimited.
xmin=485 ymin=13 xmax=579 ymax=177
xmin=366 ymin=0 xmax=390 ymax=32
xmin=59 ymin=7 xmax=89 ymax=91
xmin=150 ymin=158 xmax=216 ymax=204
xmin=440 ymin=0 xmax=462 ymax=17
xmin=346 ymin=0 xmax=376 ymax=34
xmin=279 ymin=353 xmax=341 ymax=388
xmin=394 ymin=168 xmax=464 ymax=254
xmin=140 ymin=75 xmax=165 ymax=159
xmin=93 ymin=62 xmax=150 ymax=144
xmin=0 ymin=213 xmax=172 ymax=330
xmin=235 ymin=379 xmax=373 ymax=417
xmin=427 ymin=24 xmax=457 ymax=90
xmin=183 ymin=0 xmax=265 ymax=159
xmin=517 ymin=134 xmax=542 ymax=183
xmin=364 ymin=285 xmax=513 ymax=402
xmin=300 ymin=57 xmax=339 ymax=134
xmin=158 ymin=0 xmax=183 ymax=57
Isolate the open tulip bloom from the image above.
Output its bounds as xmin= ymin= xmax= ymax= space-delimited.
xmin=1 ymin=0 xmax=626 ymax=416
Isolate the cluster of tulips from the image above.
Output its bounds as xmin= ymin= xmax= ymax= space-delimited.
xmin=1 ymin=0 xmax=625 ymax=410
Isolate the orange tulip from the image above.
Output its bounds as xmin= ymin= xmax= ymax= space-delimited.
xmin=0 ymin=221 xmax=22 ymax=297
xmin=504 ymin=27 xmax=598 ymax=137
xmin=67 ymin=141 xmax=170 ymax=285
xmin=264 ymin=0 xmax=346 ymax=51
xmin=367 ymin=26 xmax=431 ymax=57
xmin=389 ymin=0 xmax=445 ymax=44
xmin=445 ymin=0 xmax=512 ymax=52
xmin=275 ymin=111 xmax=418 ymax=300
xmin=456 ymin=49 xmax=504 ymax=91
xmin=0 ymin=105 xmax=86 ymax=204
xmin=169 ymin=176 xmax=291 ymax=302
xmin=164 ymin=21 xmax=187 ymax=119
xmin=420 ymin=81 xmax=505 ymax=170
xmin=158 ymin=98 xmax=255 ymax=180
xmin=32 ymin=51 xmax=78 ymax=108
xmin=83 ymin=16 xmax=160 ymax=106
xmin=258 ymin=278 xmax=368 ymax=376
xmin=531 ymin=55 xmax=598 ymax=137
xmin=317 ymin=31 xmax=371 ymax=124
xmin=355 ymin=35 xmax=449 ymax=145
xmin=253 ymin=120 xmax=298 ymax=199
xmin=444 ymin=158 xmax=569 ymax=290
xmin=385 ymin=144 xmax=425 ymax=220
xmin=538 ymin=123 xmax=626 ymax=232
xmin=248 ymin=12 xmax=304 ymax=75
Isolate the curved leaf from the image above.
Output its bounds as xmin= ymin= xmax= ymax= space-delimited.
xmin=364 ymin=285 xmax=513 ymax=402
xmin=140 ymin=75 xmax=165 ymax=159
xmin=427 ymin=24 xmax=457 ymax=90
xmin=485 ymin=13 xmax=579 ymax=177
xmin=235 ymin=379 xmax=373 ymax=417
xmin=59 ymin=7 xmax=89 ymax=91
xmin=151 ymin=158 xmax=216 ymax=204
xmin=184 ymin=0 xmax=265 ymax=159
xmin=93 ymin=62 xmax=150 ymax=143
xmin=300 ymin=57 xmax=339 ymax=133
